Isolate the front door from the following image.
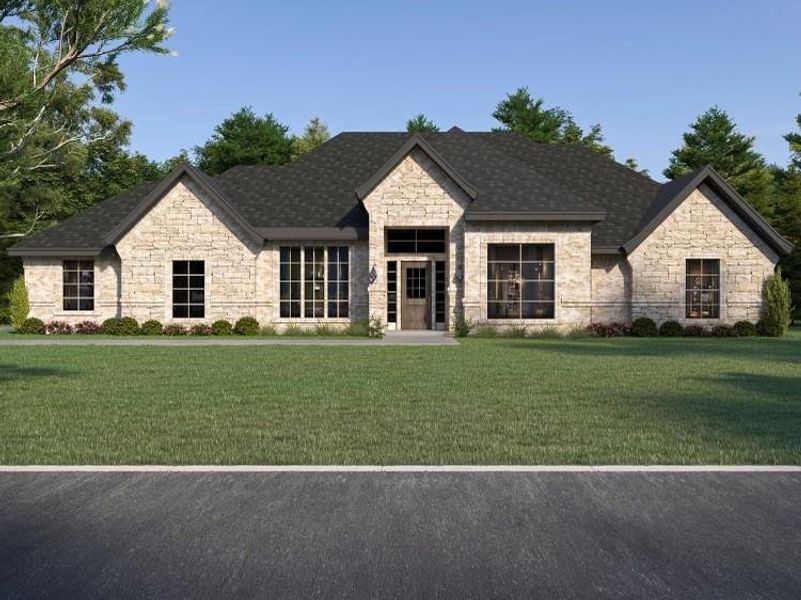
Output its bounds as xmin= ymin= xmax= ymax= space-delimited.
xmin=401 ymin=261 xmax=430 ymax=330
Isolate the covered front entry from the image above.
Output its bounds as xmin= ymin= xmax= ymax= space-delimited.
xmin=401 ymin=261 xmax=430 ymax=330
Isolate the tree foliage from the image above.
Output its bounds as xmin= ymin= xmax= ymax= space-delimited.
xmin=624 ymin=157 xmax=649 ymax=177
xmin=786 ymin=94 xmax=801 ymax=169
xmin=492 ymin=87 xmax=612 ymax=157
xmin=664 ymin=107 xmax=774 ymax=216
xmin=292 ymin=117 xmax=329 ymax=158
xmin=194 ymin=107 xmax=294 ymax=175
xmin=406 ymin=114 xmax=439 ymax=133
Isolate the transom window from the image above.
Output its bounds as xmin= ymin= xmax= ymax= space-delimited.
xmin=386 ymin=228 xmax=446 ymax=254
xmin=487 ymin=244 xmax=555 ymax=319
xmin=172 ymin=260 xmax=205 ymax=318
xmin=280 ymin=246 xmax=349 ymax=319
xmin=63 ymin=260 xmax=94 ymax=311
xmin=686 ymin=259 xmax=720 ymax=319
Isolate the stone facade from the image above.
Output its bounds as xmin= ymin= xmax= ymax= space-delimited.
xmin=627 ymin=184 xmax=778 ymax=324
xmin=20 ymin=170 xmax=780 ymax=331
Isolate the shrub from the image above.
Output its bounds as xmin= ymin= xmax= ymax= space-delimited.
xmin=529 ymin=326 xmax=562 ymax=339
xmin=683 ymin=324 xmax=707 ymax=337
xmin=344 ymin=320 xmax=369 ymax=337
xmin=8 ymin=276 xmax=29 ymax=331
xmin=367 ymin=316 xmax=384 ymax=339
xmin=163 ymin=323 xmax=187 ymax=336
xmin=45 ymin=321 xmax=73 ymax=335
xmin=631 ymin=317 xmax=658 ymax=337
xmin=259 ymin=324 xmax=278 ymax=336
xmin=101 ymin=318 xmax=122 ymax=335
xmin=711 ymin=324 xmax=737 ymax=337
xmin=190 ymin=323 xmax=212 ymax=336
xmin=452 ymin=314 xmax=473 ymax=338
xmin=282 ymin=324 xmax=303 ymax=336
xmin=566 ymin=326 xmax=593 ymax=339
xmin=588 ymin=322 xmax=630 ymax=337
xmin=233 ymin=316 xmax=259 ymax=336
xmin=102 ymin=317 xmax=139 ymax=335
xmin=760 ymin=269 xmax=792 ymax=337
xmin=658 ymin=320 xmax=684 ymax=337
xmin=211 ymin=320 xmax=233 ymax=336
xmin=140 ymin=320 xmax=163 ymax=336
xmin=473 ymin=323 xmax=499 ymax=338
xmin=18 ymin=317 xmax=45 ymax=334
xmin=74 ymin=320 xmax=102 ymax=335
xmin=503 ymin=325 xmax=528 ymax=338
xmin=315 ymin=323 xmax=344 ymax=336
xmin=733 ymin=320 xmax=758 ymax=337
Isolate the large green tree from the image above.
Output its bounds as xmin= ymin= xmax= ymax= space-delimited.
xmin=292 ymin=116 xmax=329 ymax=158
xmin=664 ymin=107 xmax=774 ymax=217
xmin=492 ymin=87 xmax=612 ymax=157
xmin=773 ymin=167 xmax=801 ymax=320
xmin=406 ymin=114 xmax=439 ymax=133
xmin=194 ymin=107 xmax=294 ymax=175
xmin=786 ymin=95 xmax=801 ymax=169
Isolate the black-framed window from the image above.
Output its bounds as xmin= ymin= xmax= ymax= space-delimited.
xmin=172 ymin=260 xmax=205 ymax=318
xmin=387 ymin=261 xmax=398 ymax=323
xmin=327 ymin=246 xmax=349 ymax=318
xmin=386 ymin=228 xmax=446 ymax=253
xmin=487 ymin=244 xmax=555 ymax=319
xmin=686 ymin=259 xmax=720 ymax=319
xmin=280 ymin=246 xmax=350 ymax=319
xmin=63 ymin=260 xmax=94 ymax=311
xmin=435 ymin=261 xmax=445 ymax=324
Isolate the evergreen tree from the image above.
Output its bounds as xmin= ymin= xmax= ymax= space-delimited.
xmin=785 ymin=94 xmax=801 ymax=169
xmin=624 ymin=157 xmax=650 ymax=177
xmin=664 ymin=107 xmax=774 ymax=217
xmin=292 ymin=117 xmax=330 ymax=158
xmin=194 ymin=107 xmax=293 ymax=175
xmin=406 ymin=114 xmax=440 ymax=133
xmin=492 ymin=87 xmax=612 ymax=157
xmin=773 ymin=166 xmax=801 ymax=321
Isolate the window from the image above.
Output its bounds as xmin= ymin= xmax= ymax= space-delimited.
xmin=63 ymin=260 xmax=94 ymax=311
xmin=487 ymin=244 xmax=554 ymax=319
xmin=327 ymin=246 xmax=349 ymax=318
xmin=387 ymin=261 xmax=398 ymax=323
xmin=434 ymin=261 xmax=446 ymax=324
xmin=386 ymin=228 xmax=446 ymax=253
xmin=172 ymin=260 xmax=205 ymax=318
xmin=406 ymin=267 xmax=427 ymax=299
xmin=280 ymin=246 xmax=350 ymax=319
xmin=686 ymin=259 xmax=720 ymax=319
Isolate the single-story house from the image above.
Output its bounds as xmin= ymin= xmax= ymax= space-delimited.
xmin=8 ymin=128 xmax=794 ymax=331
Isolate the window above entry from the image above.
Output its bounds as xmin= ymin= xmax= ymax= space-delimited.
xmin=386 ymin=228 xmax=446 ymax=254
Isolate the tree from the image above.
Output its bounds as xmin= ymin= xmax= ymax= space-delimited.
xmin=292 ymin=117 xmax=329 ymax=158
xmin=492 ymin=87 xmax=612 ymax=156
xmin=772 ymin=166 xmax=801 ymax=322
xmin=664 ymin=107 xmax=774 ymax=217
xmin=0 ymin=0 xmax=173 ymax=183
xmin=406 ymin=114 xmax=439 ymax=133
xmin=786 ymin=94 xmax=801 ymax=169
xmin=624 ymin=157 xmax=649 ymax=177
xmin=194 ymin=107 xmax=294 ymax=176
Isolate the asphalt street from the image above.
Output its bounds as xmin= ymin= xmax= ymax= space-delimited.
xmin=1 ymin=471 xmax=799 ymax=599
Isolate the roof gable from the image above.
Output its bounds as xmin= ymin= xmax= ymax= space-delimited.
xmin=624 ymin=166 xmax=793 ymax=256
xmin=354 ymin=134 xmax=479 ymax=201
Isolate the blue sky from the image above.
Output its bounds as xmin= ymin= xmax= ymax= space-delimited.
xmin=115 ymin=0 xmax=801 ymax=180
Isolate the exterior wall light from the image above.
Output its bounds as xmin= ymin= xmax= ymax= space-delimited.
xmin=369 ymin=264 xmax=378 ymax=285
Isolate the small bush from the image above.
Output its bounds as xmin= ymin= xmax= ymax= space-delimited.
xmin=259 ymin=324 xmax=278 ymax=336
xmin=140 ymin=320 xmax=163 ymax=336
xmin=101 ymin=318 xmax=122 ymax=335
xmin=190 ymin=323 xmax=212 ymax=336
xmin=233 ymin=316 xmax=259 ymax=336
xmin=315 ymin=323 xmax=344 ymax=336
xmin=711 ymin=324 xmax=737 ymax=337
xmin=760 ymin=269 xmax=792 ymax=337
xmin=658 ymin=320 xmax=684 ymax=337
xmin=452 ymin=314 xmax=473 ymax=338
xmin=631 ymin=317 xmax=658 ymax=337
xmin=45 ymin=321 xmax=73 ymax=335
xmin=566 ymin=326 xmax=592 ymax=339
xmin=163 ymin=323 xmax=187 ymax=336
xmin=102 ymin=317 xmax=139 ymax=335
xmin=529 ymin=326 xmax=562 ymax=339
xmin=18 ymin=317 xmax=45 ymax=334
xmin=683 ymin=324 xmax=707 ymax=337
xmin=367 ymin=316 xmax=384 ymax=339
xmin=8 ymin=276 xmax=29 ymax=331
xmin=211 ymin=320 xmax=233 ymax=336
xmin=344 ymin=321 xmax=369 ymax=337
xmin=503 ymin=325 xmax=528 ymax=338
xmin=74 ymin=321 xmax=102 ymax=335
xmin=588 ymin=322 xmax=630 ymax=337
xmin=282 ymin=324 xmax=303 ymax=336
xmin=473 ymin=323 xmax=499 ymax=338
xmin=733 ymin=320 xmax=758 ymax=337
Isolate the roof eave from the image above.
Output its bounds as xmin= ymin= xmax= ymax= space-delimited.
xmin=465 ymin=210 xmax=605 ymax=223
xmin=5 ymin=246 xmax=105 ymax=258
xmin=257 ymin=226 xmax=368 ymax=241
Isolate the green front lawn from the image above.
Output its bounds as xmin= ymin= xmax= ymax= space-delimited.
xmin=1 ymin=331 xmax=800 ymax=464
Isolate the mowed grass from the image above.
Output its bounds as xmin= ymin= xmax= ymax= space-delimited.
xmin=1 ymin=331 xmax=800 ymax=464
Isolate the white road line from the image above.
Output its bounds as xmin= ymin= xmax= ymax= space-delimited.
xmin=0 ymin=465 xmax=799 ymax=473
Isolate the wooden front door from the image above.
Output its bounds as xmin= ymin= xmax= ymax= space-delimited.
xmin=401 ymin=261 xmax=430 ymax=330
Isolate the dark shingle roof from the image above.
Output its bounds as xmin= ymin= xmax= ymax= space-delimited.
xmin=8 ymin=130 xmax=792 ymax=256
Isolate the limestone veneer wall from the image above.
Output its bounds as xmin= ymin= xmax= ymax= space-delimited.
xmin=361 ymin=147 xmax=470 ymax=329
xmin=590 ymin=254 xmax=631 ymax=324
xmin=463 ymin=222 xmax=593 ymax=330
xmin=627 ymin=183 xmax=778 ymax=324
